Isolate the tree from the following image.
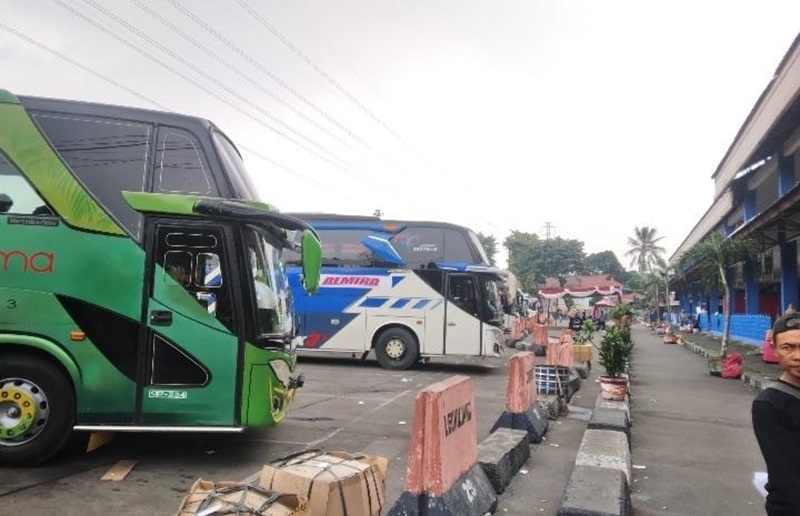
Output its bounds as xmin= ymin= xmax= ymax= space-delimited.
xmin=640 ymin=270 xmax=663 ymax=320
xmin=504 ymin=231 xmax=541 ymax=291
xmin=677 ymin=231 xmax=758 ymax=357
xmin=503 ymin=232 xmax=586 ymax=290
xmin=653 ymin=256 xmax=675 ymax=324
xmin=624 ymin=270 xmax=646 ymax=290
xmin=584 ymin=250 xmax=630 ymax=283
xmin=626 ymin=226 xmax=665 ymax=273
xmin=536 ymin=237 xmax=585 ymax=284
xmin=476 ymin=232 xmax=498 ymax=266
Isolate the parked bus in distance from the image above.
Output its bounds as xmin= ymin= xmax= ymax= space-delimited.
xmin=283 ymin=216 xmax=506 ymax=369
xmin=0 ymin=89 xmax=321 ymax=465
xmin=286 ymin=213 xmax=492 ymax=269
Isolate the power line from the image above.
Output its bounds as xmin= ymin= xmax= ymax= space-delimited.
xmin=128 ymin=0 xmax=360 ymax=155
xmin=234 ymin=0 xmax=445 ymax=176
xmin=0 ymin=21 xmax=169 ymax=111
xmin=163 ymin=0 xmax=378 ymax=157
xmin=79 ymin=0 xmax=359 ymax=174
xmin=276 ymin=0 xmax=396 ymax=110
xmin=0 ymin=20 xmax=324 ymax=191
xmin=237 ymin=144 xmax=331 ymax=190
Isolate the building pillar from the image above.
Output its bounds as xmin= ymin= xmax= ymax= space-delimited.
xmin=744 ymin=190 xmax=757 ymax=222
xmin=744 ymin=259 xmax=760 ymax=314
xmin=781 ymin=240 xmax=798 ymax=312
xmin=779 ymin=154 xmax=796 ymax=196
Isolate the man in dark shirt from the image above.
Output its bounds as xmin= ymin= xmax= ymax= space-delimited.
xmin=752 ymin=312 xmax=800 ymax=515
xmin=568 ymin=310 xmax=583 ymax=332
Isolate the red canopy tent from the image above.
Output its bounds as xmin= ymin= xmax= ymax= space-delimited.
xmin=538 ymin=286 xmax=623 ymax=319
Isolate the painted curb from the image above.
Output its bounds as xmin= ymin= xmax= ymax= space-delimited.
xmin=594 ymin=397 xmax=631 ymax=427
xmin=537 ymin=394 xmax=568 ymax=420
xmin=477 ymin=428 xmax=530 ymax=495
xmin=388 ymin=463 xmax=497 ymax=516
xmin=588 ymin=407 xmax=630 ymax=447
xmin=682 ymin=338 xmax=772 ymax=393
xmin=557 ymin=465 xmax=632 ymax=516
xmin=574 ymin=429 xmax=631 ymax=484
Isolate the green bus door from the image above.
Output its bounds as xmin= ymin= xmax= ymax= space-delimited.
xmin=138 ymin=221 xmax=242 ymax=427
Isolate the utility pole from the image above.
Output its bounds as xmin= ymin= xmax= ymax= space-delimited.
xmin=542 ymin=221 xmax=555 ymax=239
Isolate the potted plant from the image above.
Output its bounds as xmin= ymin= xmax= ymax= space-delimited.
xmin=572 ymin=319 xmax=597 ymax=372
xmin=598 ymin=325 xmax=633 ymax=400
xmin=610 ymin=303 xmax=633 ymax=329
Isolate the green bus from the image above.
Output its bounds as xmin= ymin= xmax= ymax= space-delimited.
xmin=0 ymin=89 xmax=321 ymax=465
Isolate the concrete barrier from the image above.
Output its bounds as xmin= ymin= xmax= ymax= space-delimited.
xmin=557 ymin=465 xmax=632 ymax=516
xmin=574 ymin=429 xmax=631 ymax=484
xmin=537 ymin=394 xmax=568 ymax=420
xmin=595 ymin=396 xmax=630 ymax=425
xmin=490 ymin=352 xmax=548 ymax=443
xmin=388 ymin=375 xmax=497 ymax=516
xmin=589 ymin=407 xmax=630 ymax=445
xmin=477 ymin=428 xmax=529 ymax=494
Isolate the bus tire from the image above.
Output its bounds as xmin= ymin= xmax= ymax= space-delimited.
xmin=374 ymin=327 xmax=419 ymax=370
xmin=0 ymin=354 xmax=75 ymax=466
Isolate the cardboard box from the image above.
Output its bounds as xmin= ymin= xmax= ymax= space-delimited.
xmin=175 ymin=479 xmax=307 ymax=516
xmin=259 ymin=451 xmax=388 ymax=516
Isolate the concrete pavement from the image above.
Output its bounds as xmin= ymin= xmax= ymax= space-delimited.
xmin=630 ymin=327 xmax=767 ymax=515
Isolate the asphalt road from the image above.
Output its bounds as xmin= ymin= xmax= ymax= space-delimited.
xmin=2 ymin=348 xmax=595 ymax=515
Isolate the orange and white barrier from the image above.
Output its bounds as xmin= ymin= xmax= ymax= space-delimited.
xmin=546 ymin=338 xmax=573 ymax=367
xmin=525 ymin=316 xmax=537 ymax=335
xmin=510 ymin=317 xmax=522 ymax=343
xmin=490 ymin=352 xmax=549 ymax=443
xmin=531 ymin=324 xmax=549 ymax=347
xmin=388 ymin=376 xmax=497 ymax=516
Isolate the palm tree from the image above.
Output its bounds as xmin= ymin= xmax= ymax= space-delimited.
xmin=653 ymin=257 xmax=675 ymax=325
xmin=641 ymin=270 xmax=662 ymax=322
xmin=626 ymin=226 xmax=666 ymax=273
xmin=678 ymin=231 xmax=758 ymax=357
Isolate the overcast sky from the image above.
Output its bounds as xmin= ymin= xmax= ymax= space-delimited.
xmin=3 ymin=1 xmax=799 ymax=269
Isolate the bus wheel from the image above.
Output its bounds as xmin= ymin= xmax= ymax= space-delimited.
xmin=0 ymin=355 xmax=75 ymax=466
xmin=374 ymin=327 xmax=419 ymax=370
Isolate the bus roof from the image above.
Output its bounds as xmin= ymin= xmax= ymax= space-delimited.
xmin=287 ymin=212 xmax=477 ymax=232
xmin=18 ymin=94 xmax=217 ymax=136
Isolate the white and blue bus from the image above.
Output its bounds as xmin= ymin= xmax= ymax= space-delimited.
xmin=283 ymin=216 xmax=506 ymax=369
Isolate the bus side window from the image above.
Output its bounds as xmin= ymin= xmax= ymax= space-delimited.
xmin=159 ymin=230 xmax=234 ymax=332
xmin=155 ymin=128 xmax=216 ymax=196
xmin=443 ymin=228 xmax=474 ymax=263
xmin=448 ymin=275 xmax=477 ymax=315
xmin=0 ymin=153 xmax=55 ymax=216
xmin=164 ymin=251 xmax=193 ymax=287
xmin=32 ymin=113 xmax=150 ymax=239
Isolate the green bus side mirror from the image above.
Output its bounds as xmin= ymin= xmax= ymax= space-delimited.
xmin=301 ymin=229 xmax=321 ymax=294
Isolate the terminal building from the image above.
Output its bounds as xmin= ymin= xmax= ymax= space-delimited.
xmin=671 ymin=34 xmax=800 ymax=344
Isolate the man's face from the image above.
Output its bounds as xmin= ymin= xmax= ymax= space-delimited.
xmin=774 ymin=328 xmax=800 ymax=382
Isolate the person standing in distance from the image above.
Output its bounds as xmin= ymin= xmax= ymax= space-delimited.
xmin=752 ymin=312 xmax=800 ymax=515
